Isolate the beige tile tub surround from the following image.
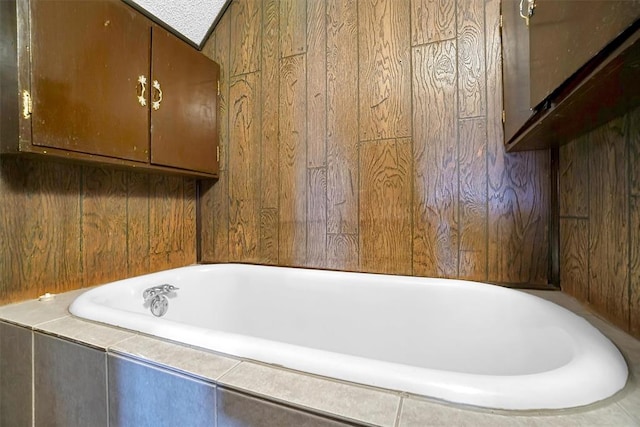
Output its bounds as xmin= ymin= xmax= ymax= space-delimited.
xmin=0 ymin=322 xmax=32 ymax=427
xmin=621 ymin=382 xmax=640 ymax=424
xmin=217 ymin=388 xmax=354 ymax=427
xmin=0 ymin=288 xmax=86 ymax=327
xmin=398 ymin=396 xmax=639 ymax=427
xmin=35 ymin=316 xmax=135 ymax=349
xmin=108 ymin=355 xmax=218 ymax=426
xmin=0 ymin=289 xmax=639 ymax=426
xmin=218 ymin=361 xmax=401 ymax=427
xmin=110 ymin=334 xmax=240 ymax=381
xmin=34 ymin=333 xmax=108 ymax=427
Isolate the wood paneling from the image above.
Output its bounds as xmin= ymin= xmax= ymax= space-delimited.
xmin=631 ymin=195 xmax=640 ymax=336
xmin=305 ymin=0 xmax=327 ymax=267
xmin=459 ymin=118 xmax=487 ymax=280
xmin=559 ymin=138 xmax=588 ymax=217
xmin=200 ymin=0 xmax=550 ymax=286
xmin=0 ymin=158 xmax=82 ymax=300
xmin=226 ymin=67 xmax=257 ymax=263
xmin=127 ymin=171 xmax=150 ymax=276
xmin=82 ymin=167 xmax=128 ymax=286
xmin=457 ymin=0 xmax=485 ymax=118
xmin=203 ymin=175 xmax=230 ymax=263
xmin=486 ymin=0 xmax=549 ymax=285
xmin=359 ymin=0 xmax=411 ymax=141
xmin=485 ymin=0 xmax=502 ymax=164
xmin=259 ymin=208 xmax=278 ymax=264
xmin=199 ymin=181 xmax=215 ymax=262
xmin=0 ymin=158 xmax=196 ymax=304
xmin=214 ymin=10 xmax=230 ymax=262
xmin=201 ymin=9 xmax=230 ymax=262
xmin=150 ymin=175 xmax=189 ymax=270
xmin=229 ymin=73 xmax=260 ymax=261
xmin=487 ymin=150 xmax=549 ymax=284
xmin=261 ymin=0 xmax=280 ymax=211
xmin=306 ymin=0 xmax=327 ymax=169
xmin=588 ymin=116 xmax=629 ymax=329
xmin=15 ymin=1 xmax=566 ymax=302
xmin=410 ymin=0 xmax=455 ymax=46
xmin=214 ymin=11 xmax=230 ymax=174
xmin=360 ymin=138 xmax=412 ymax=274
xmin=280 ymin=0 xmax=306 ymax=58
xmin=150 ymin=175 xmax=182 ymax=255
xmin=632 ymin=106 xmax=640 ymax=197
xmin=307 ymin=168 xmax=327 ymax=267
xmin=559 ymin=106 xmax=640 ymax=338
xmin=327 ymin=0 xmax=358 ymax=236
xmin=560 ymin=218 xmax=589 ymax=302
xmin=183 ymin=180 xmax=196 ymax=263
xmin=259 ymin=0 xmax=280 ymax=262
xmin=631 ymin=108 xmax=640 ymax=336
xmin=279 ymin=54 xmax=307 ymax=265
xmin=485 ymin=0 xmax=504 ymax=282
xmin=412 ymin=40 xmax=458 ymax=278
xmin=327 ymin=233 xmax=358 ymax=271
xmin=230 ymin=0 xmax=261 ymax=77
xmin=229 ymin=199 xmax=258 ymax=261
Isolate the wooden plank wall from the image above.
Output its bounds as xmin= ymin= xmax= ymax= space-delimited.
xmin=200 ymin=0 xmax=550 ymax=285
xmin=0 ymin=157 xmax=196 ymax=304
xmin=559 ymin=105 xmax=640 ymax=338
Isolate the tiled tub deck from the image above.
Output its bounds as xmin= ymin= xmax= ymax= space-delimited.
xmin=0 ymin=288 xmax=639 ymax=426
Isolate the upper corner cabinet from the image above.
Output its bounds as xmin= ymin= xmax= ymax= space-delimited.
xmin=501 ymin=0 xmax=533 ymax=144
xmin=29 ymin=0 xmax=150 ymax=162
xmin=501 ymin=0 xmax=640 ymax=151
xmin=150 ymin=29 xmax=220 ymax=175
xmin=0 ymin=0 xmax=220 ymax=178
xmin=528 ymin=0 xmax=640 ymax=108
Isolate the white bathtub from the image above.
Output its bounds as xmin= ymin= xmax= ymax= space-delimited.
xmin=69 ymin=263 xmax=628 ymax=410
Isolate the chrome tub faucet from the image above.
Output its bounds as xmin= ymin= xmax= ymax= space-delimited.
xmin=143 ymin=284 xmax=179 ymax=317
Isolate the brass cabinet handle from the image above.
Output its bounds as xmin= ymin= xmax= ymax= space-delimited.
xmin=519 ymin=0 xmax=536 ymax=26
xmin=152 ymin=80 xmax=163 ymax=110
xmin=22 ymin=90 xmax=32 ymax=119
xmin=137 ymin=75 xmax=147 ymax=107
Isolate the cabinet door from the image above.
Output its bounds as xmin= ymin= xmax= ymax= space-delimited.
xmin=150 ymin=28 xmax=219 ymax=175
xmin=30 ymin=0 xmax=150 ymax=161
xmin=502 ymin=0 xmax=533 ymax=143
xmin=530 ymin=0 xmax=640 ymax=108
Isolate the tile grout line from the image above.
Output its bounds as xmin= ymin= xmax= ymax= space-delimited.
xmin=394 ymin=396 xmax=405 ymax=427
xmin=32 ymin=314 xmax=71 ymax=329
xmin=214 ymin=359 xmax=243 ymax=382
xmin=105 ymin=350 xmax=110 ymax=427
xmin=31 ymin=328 xmax=35 ymax=426
xmin=615 ymin=402 xmax=640 ymax=426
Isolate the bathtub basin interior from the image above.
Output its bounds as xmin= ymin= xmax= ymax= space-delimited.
xmin=69 ymin=263 xmax=629 ymax=411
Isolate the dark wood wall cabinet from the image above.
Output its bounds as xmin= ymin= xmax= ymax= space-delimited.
xmin=502 ymin=0 xmax=640 ymax=151
xmin=1 ymin=0 xmax=220 ymax=178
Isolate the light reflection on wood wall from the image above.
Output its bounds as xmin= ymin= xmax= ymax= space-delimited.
xmin=200 ymin=0 xmax=550 ymax=285
xmin=559 ymin=106 xmax=640 ymax=338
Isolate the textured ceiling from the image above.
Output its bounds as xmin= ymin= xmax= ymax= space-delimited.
xmin=130 ymin=0 xmax=227 ymax=47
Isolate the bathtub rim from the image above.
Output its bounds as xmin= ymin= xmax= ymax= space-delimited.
xmin=68 ymin=263 xmax=630 ymax=411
